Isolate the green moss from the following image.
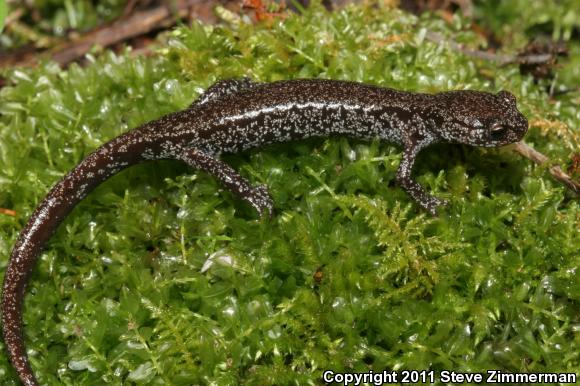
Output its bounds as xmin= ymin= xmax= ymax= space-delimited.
xmin=0 ymin=1 xmax=578 ymax=384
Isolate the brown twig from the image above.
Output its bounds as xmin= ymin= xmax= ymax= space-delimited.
xmin=513 ymin=142 xmax=580 ymax=195
xmin=50 ymin=0 xmax=201 ymax=66
xmin=424 ymin=31 xmax=555 ymax=65
xmin=1 ymin=0 xmax=202 ymax=69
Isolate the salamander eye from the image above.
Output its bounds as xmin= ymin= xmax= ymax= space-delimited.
xmin=490 ymin=122 xmax=507 ymax=140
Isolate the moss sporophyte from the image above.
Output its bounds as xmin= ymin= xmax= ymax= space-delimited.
xmin=0 ymin=1 xmax=578 ymax=384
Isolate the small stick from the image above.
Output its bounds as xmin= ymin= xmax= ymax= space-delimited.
xmin=513 ymin=142 xmax=579 ymax=194
xmin=51 ymin=0 xmax=201 ymax=66
xmin=424 ymin=31 xmax=554 ymax=65
xmin=0 ymin=0 xmax=203 ymax=69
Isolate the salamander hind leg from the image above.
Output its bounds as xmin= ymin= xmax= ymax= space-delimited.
xmin=190 ymin=78 xmax=258 ymax=107
xmin=396 ymin=145 xmax=448 ymax=216
xmin=179 ymin=148 xmax=274 ymax=217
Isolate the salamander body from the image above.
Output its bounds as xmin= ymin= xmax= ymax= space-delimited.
xmin=2 ymin=79 xmax=528 ymax=385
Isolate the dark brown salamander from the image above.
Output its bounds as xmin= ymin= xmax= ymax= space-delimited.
xmin=2 ymin=79 xmax=528 ymax=385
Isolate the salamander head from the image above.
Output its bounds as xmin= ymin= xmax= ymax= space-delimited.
xmin=433 ymin=90 xmax=528 ymax=147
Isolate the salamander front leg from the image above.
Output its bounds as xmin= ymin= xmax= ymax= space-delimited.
xmin=396 ymin=145 xmax=448 ymax=216
xmin=179 ymin=149 xmax=274 ymax=217
xmin=190 ymin=78 xmax=258 ymax=107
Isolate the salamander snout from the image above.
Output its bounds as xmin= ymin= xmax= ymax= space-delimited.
xmin=488 ymin=90 xmax=528 ymax=146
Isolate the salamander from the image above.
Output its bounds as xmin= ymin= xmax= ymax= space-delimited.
xmin=1 ymin=78 xmax=528 ymax=385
